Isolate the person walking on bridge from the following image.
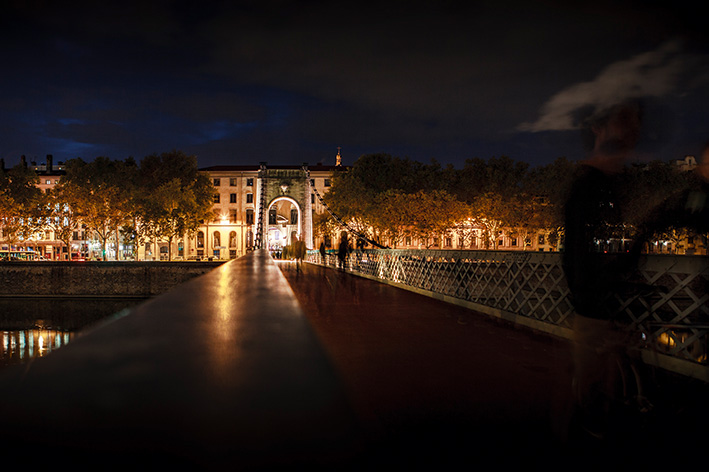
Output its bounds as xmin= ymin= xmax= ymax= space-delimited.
xmin=319 ymin=241 xmax=327 ymax=265
xmin=337 ymin=233 xmax=349 ymax=270
xmin=293 ymin=236 xmax=306 ymax=272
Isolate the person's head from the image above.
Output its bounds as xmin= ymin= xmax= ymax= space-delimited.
xmin=581 ymin=99 xmax=643 ymax=171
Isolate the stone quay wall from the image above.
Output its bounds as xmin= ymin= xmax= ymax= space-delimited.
xmin=0 ymin=261 xmax=225 ymax=298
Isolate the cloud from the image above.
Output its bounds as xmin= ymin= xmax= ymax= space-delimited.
xmin=518 ymin=40 xmax=708 ymax=132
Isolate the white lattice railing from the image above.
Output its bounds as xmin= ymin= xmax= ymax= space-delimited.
xmin=308 ymin=249 xmax=709 ymax=374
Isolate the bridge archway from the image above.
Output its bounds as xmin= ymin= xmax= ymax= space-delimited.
xmin=265 ymin=196 xmax=302 ymax=251
xmin=255 ymin=165 xmax=313 ymax=250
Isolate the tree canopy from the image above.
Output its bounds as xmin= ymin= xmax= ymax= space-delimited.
xmin=1 ymin=150 xmax=214 ymax=260
xmin=323 ymin=153 xmax=699 ymax=251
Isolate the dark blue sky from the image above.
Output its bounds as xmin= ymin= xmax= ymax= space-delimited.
xmin=2 ymin=1 xmax=708 ymax=169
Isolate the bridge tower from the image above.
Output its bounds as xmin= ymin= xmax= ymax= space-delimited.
xmin=255 ymin=163 xmax=313 ymax=250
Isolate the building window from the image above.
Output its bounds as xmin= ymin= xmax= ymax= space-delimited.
xmin=197 ymin=231 xmax=205 ymax=248
xmin=246 ymin=209 xmax=254 ymax=224
xmin=311 ymin=194 xmax=315 ymax=204
xmin=213 ymin=231 xmax=221 ymax=249
xmin=213 ymin=194 xmax=220 ymax=203
xmin=246 ymin=178 xmax=253 ymax=186
xmin=229 ymin=209 xmax=237 ymax=223
xmin=230 ymin=178 xmax=237 ymax=186
xmin=230 ymin=193 xmax=237 ymax=203
xmin=229 ymin=231 xmax=237 ymax=248
xmin=290 ymin=209 xmax=298 ymax=224
xmin=246 ymin=193 xmax=253 ymax=203
xmin=324 ymin=179 xmax=330 ymax=187
xmin=269 ymin=208 xmax=277 ymax=225
xmin=538 ymin=234 xmax=545 ymax=245
xmin=213 ymin=178 xmax=221 ymax=186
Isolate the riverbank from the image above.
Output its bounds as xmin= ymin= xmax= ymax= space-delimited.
xmin=0 ymin=261 xmax=224 ymax=298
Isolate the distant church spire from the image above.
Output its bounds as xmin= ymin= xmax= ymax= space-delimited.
xmin=336 ymin=147 xmax=342 ymax=166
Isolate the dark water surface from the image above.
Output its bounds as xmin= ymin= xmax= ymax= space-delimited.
xmin=1 ymin=297 xmax=146 ymax=368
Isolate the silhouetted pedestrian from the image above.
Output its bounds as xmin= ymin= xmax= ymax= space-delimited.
xmin=319 ymin=241 xmax=326 ymax=264
xmin=337 ymin=233 xmax=349 ymax=270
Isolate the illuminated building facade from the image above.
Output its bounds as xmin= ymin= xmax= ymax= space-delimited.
xmin=138 ymin=163 xmax=341 ymax=261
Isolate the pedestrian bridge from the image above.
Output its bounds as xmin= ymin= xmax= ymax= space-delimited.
xmin=0 ymin=249 xmax=706 ymax=469
xmin=312 ymin=248 xmax=709 ymax=382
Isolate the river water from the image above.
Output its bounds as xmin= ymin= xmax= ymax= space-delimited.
xmin=1 ymin=297 xmax=146 ymax=368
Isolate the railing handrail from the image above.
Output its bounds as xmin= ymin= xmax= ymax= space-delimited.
xmin=0 ymin=250 xmax=362 ymax=466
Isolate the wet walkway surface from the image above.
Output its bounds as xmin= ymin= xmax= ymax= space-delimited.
xmin=280 ymin=261 xmax=709 ymax=469
xmin=280 ymin=261 xmax=575 ymax=467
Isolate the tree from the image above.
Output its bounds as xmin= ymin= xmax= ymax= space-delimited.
xmin=402 ymin=190 xmax=466 ymax=248
xmin=43 ymin=184 xmax=81 ymax=260
xmin=470 ymin=192 xmax=509 ymax=249
xmin=136 ymin=151 xmax=215 ymax=260
xmin=370 ymin=189 xmax=409 ymax=247
xmin=0 ymin=163 xmax=45 ymax=248
xmin=60 ymin=157 xmax=136 ymax=260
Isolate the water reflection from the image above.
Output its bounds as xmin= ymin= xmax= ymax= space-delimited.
xmin=2 ymin=328 xmax=76 ymax=367
xmin=0 ymin=297 xmax=145 ymax=368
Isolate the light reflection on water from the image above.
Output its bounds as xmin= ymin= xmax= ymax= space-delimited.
xmin=2 ymin=328 xmax=76 ymax=366
xmin=0 ymin=297 xmax=144 ymax=369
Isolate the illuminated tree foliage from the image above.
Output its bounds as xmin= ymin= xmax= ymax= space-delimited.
xmin=136 ymin=150 xmax=215 ymax=260
xmin=0 ymin=163 xmax=44 ymax=246
xmin=58 ymin=157 xmax=138 ymax=260
xmin=1 ymin=151 xmax=214 ymax=261
xmin=324 ymin=152 xmax=702 ymax=252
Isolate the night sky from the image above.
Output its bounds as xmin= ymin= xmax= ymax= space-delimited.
xmin=2 ymin=1 xmax=708 ymax=169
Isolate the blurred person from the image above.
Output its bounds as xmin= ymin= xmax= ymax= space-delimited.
xmin=294 ymin=235 xmax=306 ymax=272
xmin=562 ymin=100 xmax=645 ymax=441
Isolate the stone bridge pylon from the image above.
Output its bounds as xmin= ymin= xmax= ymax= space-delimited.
xmin=254 ymin=163 xmax=313 ymax=251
